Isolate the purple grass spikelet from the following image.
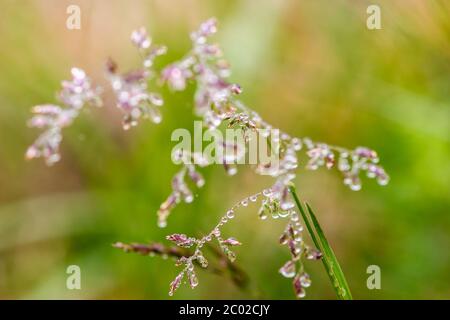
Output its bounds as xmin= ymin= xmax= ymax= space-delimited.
xmin=107 ymin=27 xmax=166 ymax=130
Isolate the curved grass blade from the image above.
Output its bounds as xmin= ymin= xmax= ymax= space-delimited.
xmin=289 ymin=186 xmax=353 ymax=300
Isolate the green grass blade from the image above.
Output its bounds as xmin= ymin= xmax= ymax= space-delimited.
xmin=289 ymin=186 xmax=353 ymax=300
xmin=305 ymin=202 xmax=353 ymax=300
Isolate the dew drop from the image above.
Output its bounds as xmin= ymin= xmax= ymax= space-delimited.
xmin=144 ymin=59 xmax=153 ymax=68
xmin=292 ymin=138 xmax=302 ymax=151
xmin=158 ymin=220 xmax=167 ymax=228
xmin=279 ymin=211 xmax=289 ymax=218
xmin=350 ymin=183 xmax=361 ymax=191
xmin=151 ymin=113 xmax=162 ymax=124
xmin=189 ymin=274 xmax=199 ymax=288
xmin=377 ymin=176 xmax=389 ymax=186
xmin=197 ymin=178 xmax=205 ymax=187
xmin=281 ymin=201 xmax=295 ymax=211
xmin=300 ymin=274 xmax=311 ymax=288
xmin=279 ymin=261 xmax=296 ymax=278
xmin=227 ymin=167 xmax=237 ymax=176
xmin=296 ymin=287 xmax=306 ymax=298
xmin=226 ymin=210 xmax=235 ymax=219
xmin=290 ymin=211 xmax=299 ymax=222
xmin=367 ymin=171 xmax=376 ymax=178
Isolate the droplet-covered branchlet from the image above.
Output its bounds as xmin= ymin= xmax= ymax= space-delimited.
xmin=157 ymin=140 xmax=245 ymax=227
xmin=106 ymin=27 xmax=167 ymax=130
xmin=165 ymin=191 xmax=260 ymax=296
xmin=26 ymin=68 xmax=102 ymax=165
xmin=157 ymin=150 xmax=208 ymax=228
xmin=163 ymin=188 xmax=322 ymax=298
xmin=278 ymin=210 xmax=322 ymax=298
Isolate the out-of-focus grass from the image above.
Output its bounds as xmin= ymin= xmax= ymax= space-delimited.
xmin=0 ymin=0 xmax=449 ymax=299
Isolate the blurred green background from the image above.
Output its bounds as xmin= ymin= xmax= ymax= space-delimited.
xmin=0 ymin=0 xmax=449 ymax=299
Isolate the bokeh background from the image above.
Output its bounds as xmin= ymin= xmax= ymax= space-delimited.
xmin=0 ymin=0 xmax=449 ymax=299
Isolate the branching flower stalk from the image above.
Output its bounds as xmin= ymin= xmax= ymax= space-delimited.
xmin=164 ymin=192 xmax=260 ymax=295
xmin=156 ymin=18 xmax=389 ymax=298
xmin=26 ymin=27 xmax=166 ymax=164
xmin=157 ymin=18 xmax=389 ymax=227
xmin=163 ymin=188 xmax=323 ymax=298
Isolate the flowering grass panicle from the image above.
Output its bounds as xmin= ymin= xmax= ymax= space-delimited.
xmin=26 ymin=17 xmax=390 ymax=299
xmin=26 ymin=68 xmax=102 ymax=165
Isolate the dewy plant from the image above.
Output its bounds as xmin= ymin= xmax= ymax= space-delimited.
xmin=26 ymin=18 xmax=389 ymax=299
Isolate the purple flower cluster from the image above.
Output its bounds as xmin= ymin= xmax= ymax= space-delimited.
xmin=27 ymin=28 xmax=166 ymax=164
xmin=303 ymin=140 xmax=389 ymax=191
xmin=107 ymin=28 xmax=166 ymax=130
